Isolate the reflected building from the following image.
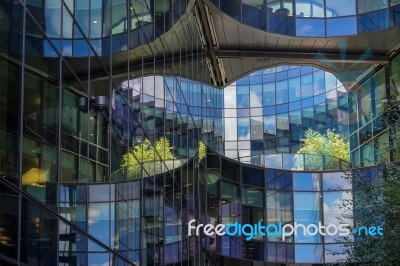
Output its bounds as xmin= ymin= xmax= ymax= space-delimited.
xmin=0 ymin=0 xmax=400 ymax=265
xmin=224 ymin=66 xmax=349 ymax=160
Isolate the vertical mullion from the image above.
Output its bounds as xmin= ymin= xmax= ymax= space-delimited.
xmin=17 ymin=0 xmax=27 ymax=264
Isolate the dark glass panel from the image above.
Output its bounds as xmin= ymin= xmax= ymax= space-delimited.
xmin=221 ymin=158 xmax=240 ymax=182
xmin=0 ymin=183 xmax=19 ymax=260
xmin=20 ymin=197 xmax=58 ymax=265
xmin=0 ymin=2 xmax=23 ymax=184
xmin=358 ymin=9 xmax=389 ymax=33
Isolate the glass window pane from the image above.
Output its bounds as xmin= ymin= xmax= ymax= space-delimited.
xmin=264 ymin=115 xmax=276 ymax=135
xmin=293 ymin=173 xmax=321 ymax=191
xmin=293 ymin=192 xmax=322 ymax=243
xmin=250 ymin=85 xmax=263 ymax=107
xmin=225 ymin=118 xmax=238 ymax=141
xmin=276 ymin=80 xmax=288 ymax=104
xmin=237 ymin=85 xmax=250 ymax=108
xmin=358 ymin=0 xmax=388 ymax=13
xmin=323 ymin=191 xmax=353 ymax=243
xmin=326 ymin=0 xmax=356 ymax=17
xmin=296 ymin=18 xmax=325 ymax=36
xmin=326 ymin=17 xmax=357 ymax=37
xmin=322 ymin=172 xmax=351 ymax=190
xmin=267 ymin=0 xmax=294 ymax=15
xmin=296 ymin=0 xmax=324 ymax=17
xmin=263 ymin=83 xmax=275 ymax=105
xmin=295 ymin=244 xmax=323 ymax=263
xmin=238 ymin=118 xmax=250 ymax=140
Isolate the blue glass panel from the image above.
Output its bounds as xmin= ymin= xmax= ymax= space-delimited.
xmin=276 ymin=80 xmax=288 ymax=104
xmin=358 ymin=0 xmax=389 ymax=13
xmin=220 ymin=0 xmax=241 ymax=20
xmin=276 ymin=70 xmax=288 ymax=81
xmin=293 ymin=192 xmax=322 ymax=243
xmin=73 ymin=40 xmax=89 ymax=57
xmin=295 ymin=0 xmax=325 ymax=17
xmin=296 ymin=18 xmax=325 ymax=37
xmin=358 ymin=9 xmax=389 ymax=33
xmin=263 ymin=73 xmax=275 ymax=82
xmin=289 ymin=77 xmax=301 ymax=102
xmin=302 ymin=97 xmax=314 ymax=108
xmin=250 ymin=75 xmax=263 ymax=84
xmin=250 ymin=85 xmax=263 ymax=107
xmin=327 ymin=17 xmax=357 ymax=36
xmin=44 ymin=39 xmax=60 ymax=57
xmin=237 ymin=76 xmax=250 ymax=85
xmin=276 ymin=104 xmax=288 ymax=113
xmin=295 ymin=244 xmax=323 ymax=263
xmin=238 ymin=117 xmax=250 ymax=140
xmin=237 ymin=85 xmax=250 ymax=108
xmin=243 ymin=5 xmax=265 ymax=29
xmin=288 ymin=67 xmax=301 ymax=78
xmin=267 ymin=13 xmax=295 ymax=35
xmin=326 ymin=0 xmax=356 ymax=17
xmin=293 ymin=173 xmax=321 ymax=191
xmin=263 ymin=83 xmax=276 ymax=106
xmin=323 ymin=191 xmax=353 ymax=243
xmin=289 ymin=101 xmax=301 ymax=111
xmin=390 ymin=4 xmax=400 ymax=26
xmin=314 ymin=93 xmax=325 ymax=105
xmin=263 ymin=106 xmax=275 ymax=115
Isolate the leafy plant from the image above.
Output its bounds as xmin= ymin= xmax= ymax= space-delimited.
xmin=121 ymin=137 xmax=176 ymax=178
xmin=333 ymin=106 xmax=400 ymax=264
xmin=294 ymin=128 xmax=349 ymax=170
xmin=198 ymin=140 xmax=206 ymax=161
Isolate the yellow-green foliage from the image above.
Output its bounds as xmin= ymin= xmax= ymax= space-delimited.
xmin=154 ymin=137 xmax=175 ymax=161
xmin=198 ymin=140 xmax=206 ymax=160
xmin=121 ymin=137 xmax=175 ymax=177
xmin=295 ymin=128 xmax=349 ymax=169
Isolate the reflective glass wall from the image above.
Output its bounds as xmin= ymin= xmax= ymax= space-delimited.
xmin=211 ymin=0 xmax=400 ymax=36
xmin=0 ymin=0 xmax=223 ymax=265
xmin=223 ymin=66 xmax=349 ymax=160
xmin=196 ymin=148 xmax=354 ymax=264
xmin=0 ymin=0 xmax=399 ymax=265
xmin=348 ymin=53 xmax=400 ymax=166
xmin=21 ymin=0 xmax=188 ymax=57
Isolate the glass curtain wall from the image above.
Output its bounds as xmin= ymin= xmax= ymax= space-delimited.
xmin=211 ymin=0 xmax=400 ymax=36
xmin=224 ymin=66 xmax=349 ymax=161
xmin=0 ymin=0 xmax=223 ymax=265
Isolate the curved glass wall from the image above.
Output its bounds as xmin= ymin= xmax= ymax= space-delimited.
xmin=1 ymin=0 xmax=399 ymax=265
xmin=224 ymin=66 xmax=349 ymax=161
xmin=111 ymin=75 xmax=223 ymax=180
xmin=348 ymin=53 xmax=400 ymax=166
xmin=19 ymin=0 xmax=189 ymax=57
xmin=211 ymin=0 xmax=400 ymax=36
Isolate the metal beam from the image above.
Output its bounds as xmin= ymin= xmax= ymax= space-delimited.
xmin=216 ymin=50 xmax=389 ymax=65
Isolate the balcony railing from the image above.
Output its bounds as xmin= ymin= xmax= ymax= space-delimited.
xmin=237 ymin=153 xmax=350 ymax=171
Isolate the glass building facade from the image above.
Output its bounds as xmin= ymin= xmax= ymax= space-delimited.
xmin=0 ymin=0 xmax=399 ymax=265
xmin=223 ymin=66 xmax=348 ymax=160
xmin=212 ymin=0 xmax=400 ymax=36
xmin=349 ymin=53 xmax=400 ymax=167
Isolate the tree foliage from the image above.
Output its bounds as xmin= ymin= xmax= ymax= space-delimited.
xmin=198 ymin=140 xmax=206 ymax=161
xmin=121 ymin=137 xmax=176 ymax=178
xmin=334 ymin=105 xmax=400 ymax=264
xmin=294 ymin=128 xmax=349 ymax=170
